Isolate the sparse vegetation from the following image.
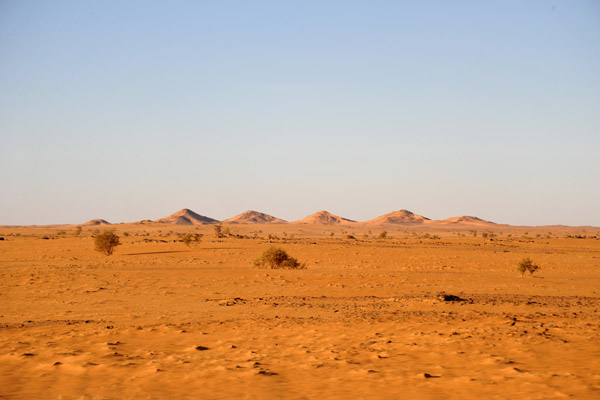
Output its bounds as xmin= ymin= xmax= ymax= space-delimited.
xmin=378 ymin=231 xmax=387 ymax=239
xmin=94 ymin=231 xmax=121 ymax=256
xmin=517 ymin=257 xmax=540 ymax=276
xmin=182 ymin=233 xmax=202 ymax=247
xmin=74 ymin=226 xmax=82 ymax=236
xmin=253 ymin=247 xmax=305 ymax=269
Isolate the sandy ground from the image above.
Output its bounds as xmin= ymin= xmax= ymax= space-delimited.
xmin=1 ymin=223 xmax=599 ymax=399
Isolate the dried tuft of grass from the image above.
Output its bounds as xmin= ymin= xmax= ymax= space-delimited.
xmin=253 ymin=247 xmax=305 ymax=269
xmin=94 ymin=231 xmax=121 ymax=256
xmin=517 ymin=257 xmax=540 ymax=276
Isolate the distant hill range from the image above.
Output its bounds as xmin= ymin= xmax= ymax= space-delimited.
xmin=75 ymin=208 xmax=499 ymax=226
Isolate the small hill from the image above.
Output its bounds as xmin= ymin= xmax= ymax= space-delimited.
xmin=442 ymin=216 xmax=495 ymax=225
xmin=155 ymin=209 xmax=218 ymax=225
xmin=365 ymin=210 xmax=430 ymax=224
xmin=293 ymin=211 xmax=356 ymax=225
xmin=81 ymin=219 xmax=111 ymax=226
xmin=224 ymin=210 xmax=287 ymax=224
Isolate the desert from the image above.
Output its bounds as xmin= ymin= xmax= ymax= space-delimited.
xmin=1 ymin=209 xmax=599 ymax=399
xmin=3 ymin=2 xmax=599 ymax=399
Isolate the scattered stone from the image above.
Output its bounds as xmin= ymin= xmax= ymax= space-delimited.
xmin=437 ymin=293 xmax=468 ymax=302
xmin=257 ymin=370 xmax=278 ymax=376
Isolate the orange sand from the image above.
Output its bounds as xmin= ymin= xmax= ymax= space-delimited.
xmin=1 ymin=223 xmax=599 ymax=399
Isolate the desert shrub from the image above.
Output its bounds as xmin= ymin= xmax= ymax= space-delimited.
xmin=253 ymin=247 xmax=305 ymax=269
xmin=517 ymin=258 xmax=540 ymax=276
xmin=345 ymin=234 xmax=356 ymax=240
xmin=74 ymin=226 xmax=82 ymax=236
xmin=94 ymin=231 xmax=121 ymax=256
xmin=214 ymin=224 xmax=224 ymax=238
xmin=123 ymin=232 xmax=129 ymax=237
xmin=378 ymin=231 xmax=387 ymax=239
xmin=182 ymin=233 xmax=202 ymax=247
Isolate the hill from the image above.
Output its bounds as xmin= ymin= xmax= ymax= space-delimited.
xmin=81 ymin=219 xmax=111 ymax=226
xmin=365 ymin=209 xmax=430 ymax=224
xmin=223 ymin=210 xmax=287 ymax=224
xmin=293 ymin=211 xmax=355 ymax=225
xmin=442 ymin=216 xmax=495 ymax=225
xmin=155 ymin=209 xmax=218 ymax=225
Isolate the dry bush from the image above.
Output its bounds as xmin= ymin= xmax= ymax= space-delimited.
xmin=517 ymin=257 xmax=540 ymax=276
xmin=94 ymin=231 xmax=121 ymax=256
xmin=378 ymin=231 xmax=388 ymax=239
xmin=182 ymin=233 xmax=202 ymax=247
xmin=253 ymin=247 xmax=305 ymax=269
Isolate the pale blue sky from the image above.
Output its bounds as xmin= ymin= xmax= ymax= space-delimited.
xmin=1 ymin=1 xmax=599 ymax=226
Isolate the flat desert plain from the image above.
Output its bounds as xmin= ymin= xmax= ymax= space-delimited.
xmin=1 ymin=223 xmax=599 ymax=399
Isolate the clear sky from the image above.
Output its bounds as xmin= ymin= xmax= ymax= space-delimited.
xmin=1 ymin=0 xmax=599 ymax=226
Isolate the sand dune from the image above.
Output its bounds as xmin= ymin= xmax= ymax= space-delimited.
xmin=155 ymin=209 xmax=218 ymax=225
xmin=365 ymin=209 xmax=430 ymax=224
xmin=224 ymin=210 xmax=287 ymax=224
xmin=293 ymin=211 xmax=356 ymax=225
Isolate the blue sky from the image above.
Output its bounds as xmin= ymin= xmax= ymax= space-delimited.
xmin=1 ymin=0 xmax=599 ymax=226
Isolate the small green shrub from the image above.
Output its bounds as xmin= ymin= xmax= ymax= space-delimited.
xmin=94 ymin=231 xmax=121 ymax=256
xmin=253 ymin=247 xmax=305 ymax=269
xmin=517 ymin=258 xmax=540 ymax=276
